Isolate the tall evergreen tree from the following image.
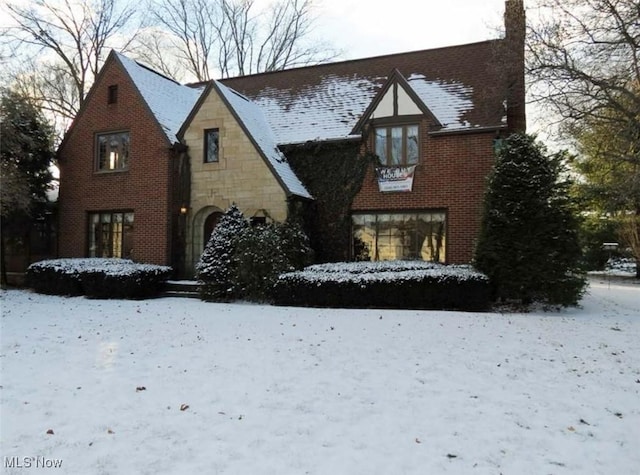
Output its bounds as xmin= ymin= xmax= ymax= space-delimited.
xmin=1 ymin=88 xmax=55 ymax=287
xmin=195 ymin=204 xmax=248 ymax=301
xmin=474 ymin=133 xmax=586 ymax=306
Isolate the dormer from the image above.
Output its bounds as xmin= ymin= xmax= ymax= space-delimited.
xmin=352 ymin=70 xmax=440 ymax=167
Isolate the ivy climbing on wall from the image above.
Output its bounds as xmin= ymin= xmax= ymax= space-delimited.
xmin=284 ymin=141 xmax=375 ymax=263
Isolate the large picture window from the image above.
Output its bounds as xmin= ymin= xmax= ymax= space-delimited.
xmin=204 ymin=128 xmax=219 ymax=163
xmin=97 ymin=132 xmax=130 ymax=171
xmin=88 ymin=211 xmax=134 ymax=258
xmin=375 ymin=124 xmax=419 ymax=166
xmin=352 ymin=211 xmax=446 ymax=262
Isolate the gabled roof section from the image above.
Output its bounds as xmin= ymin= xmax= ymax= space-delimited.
xmin=351 ymin=69 xmax=441 ymax=134
xmin=114 ymin=52 xmax=206 ymax=144
xmin=212 ymin=81 xmax=312 ymax=200
xmin=221 ymin=40 xmax=508 ymax=145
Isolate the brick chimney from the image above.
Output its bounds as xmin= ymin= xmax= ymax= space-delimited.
xmin=504 ymin=0 xmax=526 ymax=133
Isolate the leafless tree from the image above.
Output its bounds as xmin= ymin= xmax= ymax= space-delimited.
xmin=141 ymin=0 xmax=338 ymax=80
xmin=526 ymin=0 xmax=639 ymax=133
xmin=2 ymin=0 xmax=140 ymax=123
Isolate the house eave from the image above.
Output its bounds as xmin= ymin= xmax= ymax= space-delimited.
xmin=279 ymin=134 xmax=362 ymax=148
xmin=428 ymin=124 xmax=506 ymax=137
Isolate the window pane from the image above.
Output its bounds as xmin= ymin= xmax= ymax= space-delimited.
xmin=352 ymin=214 xmax=376 ymax=261
xmin=390 ymin=127 xmax=403 ymax=166
xmin=205 ymin=129 xmax=219 ymax=163
xmin=375 ymin=128 xmax=387 ymax=165
xmin=89 ymin=213 xmax=98 ymax=257
xmin=119 ymin=133 xmax=130 ymax=168
xmin=419 ymin=214 xmax=446 ymax=262
xmin=123 ymin=214 xmax=134 ymax=259
xmin=112 ymin=220 xmax=123 ymax=258
xmin=406 ymin=125 xmax=419 ymax=164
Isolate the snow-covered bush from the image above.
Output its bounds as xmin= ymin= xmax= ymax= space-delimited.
xmin=273 ymin=261 xmax=490 ymax=311
xmin=26 ymin=258 xmax=171 ymax=299
xmin=231 ymin=220 xmax=313 ymax=302
xmin=196 ymin=204 xmax=249 ymax=301
xmin=196 ymin=204 xmax=313 ymax=302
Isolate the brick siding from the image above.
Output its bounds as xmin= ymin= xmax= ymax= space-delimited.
xmin=57 ymin=58 xmax=175 ymax=266
xmin=351 ymin=119 xmax=496 ymax=264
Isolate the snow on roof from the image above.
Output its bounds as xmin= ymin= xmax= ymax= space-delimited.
xmin=236 ymin=73 xmax=480 ymax=145
xmin=407 ymin=74 xmax=475 ymax=130
xmin=214 ymin=82 xmax=312 ymax=199
xmin=249 ymin=75 xmax=380 ymax=145
xmin=116 ymin=53 xmax=205 ymax=143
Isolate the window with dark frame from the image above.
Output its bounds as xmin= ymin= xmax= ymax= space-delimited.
xmin=352 ymin=211 xmax=446 ymax=262
xmin=204 ymin=128 xmax=219 ymax=163
xmin=96 ymin=131 xmax=130 ymax=171
xmin=88 ymin=211 xmax=134 ymax=258
xmin=374 ymin=124 xmax=419 ymax=166
xmin=108 ymin=85 xmax=118 ymax=104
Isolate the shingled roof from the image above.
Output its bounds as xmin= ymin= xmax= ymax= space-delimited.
xmin=221 ymin=40 xmax=509 ymax=145
xmin=115 ymin=52 xmax=206 ymax=144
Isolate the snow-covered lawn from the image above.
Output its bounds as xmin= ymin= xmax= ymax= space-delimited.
xmin=1 ymin=279 xmax=639 ymax=475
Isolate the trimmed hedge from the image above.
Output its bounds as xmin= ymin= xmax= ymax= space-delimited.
xmin=272 ymin=261 xmax=491 ymax=311
xmin=26 ymin=258 xmax=172 ymax=299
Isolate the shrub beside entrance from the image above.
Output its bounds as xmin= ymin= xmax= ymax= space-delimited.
xmin=273 ymin=261 xmax=490 ymax=311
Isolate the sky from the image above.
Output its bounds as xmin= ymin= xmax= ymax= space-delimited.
xmin=309 ymin=0 xmax=542 ymax=131
xmin=311 ymin=0 xmax=508 ymax=60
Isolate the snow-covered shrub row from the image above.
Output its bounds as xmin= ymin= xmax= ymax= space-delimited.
xmin=303 ymin=260 xmax=487 ymax=280
xmin=605 ymin=257 xmax=637 ymax=275
xmin=273 ymin=261 xmax=490 ymax=311
xmin=27 ymin=258 xmax=172 ymax=299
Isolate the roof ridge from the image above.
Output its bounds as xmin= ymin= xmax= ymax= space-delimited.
xmin=114 ymin=51 xmax=182 ymax=86
xmin=219 ymin=39 xmax=501 ymax=82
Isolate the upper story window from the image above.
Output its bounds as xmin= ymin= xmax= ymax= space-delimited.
xmin=204 ymin=128 xmax=219 ymax=163
xmin=375 ymin=124 xmax=419 ymax=166
xmin=97 ymin=131 xmax=130 ymax=171
xmin=108 ymin=85 xmax=118 ymax=104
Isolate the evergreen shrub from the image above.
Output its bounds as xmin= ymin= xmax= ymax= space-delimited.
xmin=474 ymin=133 xmax=587 ymax=306
xmin=196 ymin=204 xmax=249 ymax=301
xmin=231 ymin=220 xmax=313 ymax=302
xmin=272 ymin=261 xmax=490 ymax=311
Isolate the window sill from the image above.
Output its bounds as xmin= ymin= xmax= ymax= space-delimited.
xmin=94 ymin=168 xmax=129 ymax=174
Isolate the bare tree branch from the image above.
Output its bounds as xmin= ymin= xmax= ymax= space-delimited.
xmin=2 ymin=0 xmax=140 ymax=128
xmin=142 ymin=0 xmax=340 ymax=80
